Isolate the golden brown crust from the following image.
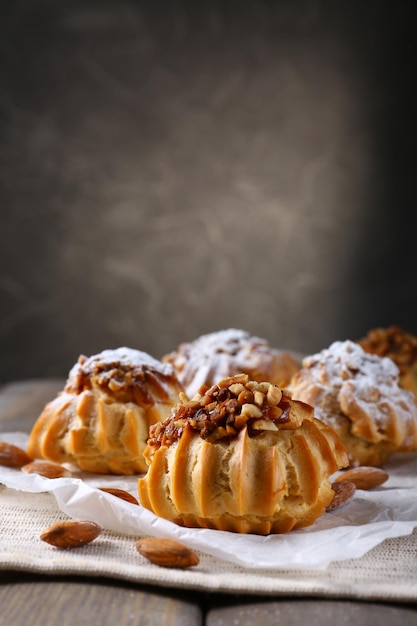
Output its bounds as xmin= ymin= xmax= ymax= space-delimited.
xmin=27 ymin=348 xmax=184 ymax=474
xmin=162 ymin=329 xmax=300 ymax=398
xmin=138 ymin=375 xmax=348 ymax=534
xmin=358 ymin=325 xmax=417 ymax=396
xmin=288 ymin=340 xmax=417 ymax=467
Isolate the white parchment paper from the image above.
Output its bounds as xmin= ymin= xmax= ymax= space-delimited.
xmin=1 ymin=432 xmax=417 ymax=571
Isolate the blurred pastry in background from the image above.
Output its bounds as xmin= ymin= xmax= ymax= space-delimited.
xmin=358 ymin=325 xmax=417 ymax=397
xmin=138 ymin=374 xmax=348 ymax=534
xmin=27 ymin=347 xmax=184 ymax=474
xmin=288 ymin=340 xmax=417 ymax=467
xmin=162 ymin=328 xmax=299 ymax=399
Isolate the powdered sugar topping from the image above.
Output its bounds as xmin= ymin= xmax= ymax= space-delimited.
xmin=302 ymin=340 xmax=400 ymax=389
xmin=68 ymin=347 xmax=177 ymax=382
xmin=294 ymin=340 xmax=417 ymax=440
xmin=165 ymin=329 xmax=277 ymax=397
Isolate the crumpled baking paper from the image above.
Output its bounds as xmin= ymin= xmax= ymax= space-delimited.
xmin=1 ymin=431 xmax=417 ymax=571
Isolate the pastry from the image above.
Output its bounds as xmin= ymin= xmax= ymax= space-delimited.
xmin=138 ymin=374 xmax=348 ymax=534
xmin=288 ymin=340 xmax=417 ymax=467
xmin=27 ymin=347 xmax=184 ymax=474
xmin=162 ymin=328 xmax=299 ymax=399
xmin=358 ymin=325 xmax=417 ymax=397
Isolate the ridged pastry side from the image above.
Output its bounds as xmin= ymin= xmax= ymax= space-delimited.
xmin=28 ymin=391 xmax=157 ymax=474
xmin=138 ymin=375 xmax=348 ymax=534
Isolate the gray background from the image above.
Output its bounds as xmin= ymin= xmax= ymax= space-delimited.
xmin=1 ymin=0 xmax=415 ymax=383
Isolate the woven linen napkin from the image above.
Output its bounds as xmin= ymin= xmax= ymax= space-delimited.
xmin=1 ymin=485 xmax=417 ymax=601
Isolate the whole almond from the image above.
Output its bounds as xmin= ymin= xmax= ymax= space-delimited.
xmin=99 ymin=487 xmax=139 ymax=505
xmin=40 ymin=520 xmax=101 ymax=549
xmin=22 ymin=460 xmax=72 ymax=479
xmin=136 ymin=537 xmax=199 ymax=568
xmin=0 ymin=441 xmax=33 ymax=468
xmin=327 ymin=480 xmax=356 ymax=511
xmin=334 ymin=466 xmax=389 ymax=490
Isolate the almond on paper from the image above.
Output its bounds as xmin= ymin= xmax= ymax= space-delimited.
xmin=334 ymin=466 xmax=389 ymax=490
xmin=136 ymin=537 xmax=199 ymax=568
xmin=326 ymin=480 xmax=356 ymax=512
xmin=0 ymin=441 xmax=33 ymax=468
xmin=98 ymin=487 xmax=139 ymax=505
xmin=40 ymin=520 xmax=101 ymax=549
xmin=21 ymin=460 xmax=72 ymax=479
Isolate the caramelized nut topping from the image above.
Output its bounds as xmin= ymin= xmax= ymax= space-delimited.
xmin=147 ymin=375 xmax=293 ymax=451
xmin=65 ymin=348 xmax=183 ymax=406
xmin=359 ymin=325 xmax=417 ymax=375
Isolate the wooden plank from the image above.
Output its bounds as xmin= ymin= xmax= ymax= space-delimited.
xmin=0 ymin=573 xmax=203 ymax=626
xmin=206 ymin=599 xmax=417 ymax=626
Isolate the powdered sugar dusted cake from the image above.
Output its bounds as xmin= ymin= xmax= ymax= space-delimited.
xmin=288 ymin=340 xmax=417 ymax=466
xmin=162 ymin=329 xmax=299 ymax=399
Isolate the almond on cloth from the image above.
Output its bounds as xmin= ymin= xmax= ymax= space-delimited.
xmin=326 ymin=481 xmax=356 ymax=511
xmin=136 ymin=537 xmax=200 ymax=568
xmin=334 ymin=466 xmax=389 ymax=490
xmin=0 ymin=441 xmax=33 ymax=468
xmin=21 ymin=460 xmax=72 ymax=479
xmin=98 ymin=487 xmax=139 ymax=505
xmin=40 ymin=520 xmax=101 ymax=549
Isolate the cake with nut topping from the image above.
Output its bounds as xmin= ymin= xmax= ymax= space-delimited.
xmin=138 ymin=374 xmax=348 ymax=534
xmin=28 ymin=348 xmax=184 ymax=474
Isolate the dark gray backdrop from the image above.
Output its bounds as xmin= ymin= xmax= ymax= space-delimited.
xmin=1 ymin=0 xmax=415 ymax=383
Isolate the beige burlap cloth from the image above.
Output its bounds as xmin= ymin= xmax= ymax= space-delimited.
xmin=1 ymin=484 xmax=417 ymax=602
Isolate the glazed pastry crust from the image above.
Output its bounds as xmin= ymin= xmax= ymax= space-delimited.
xmin=27 ymin=348 xmax=184 ymax=474
xmin=288 ymin=340 xmax=417 ymax=467
xmin=138 ymin=375 xmax=348 ymax=534
xmin=163 ymin=328 xmax=299 ymax=398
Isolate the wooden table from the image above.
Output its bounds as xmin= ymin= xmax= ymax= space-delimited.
xmin=1 ymin=380 xmax=417 ymax=626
